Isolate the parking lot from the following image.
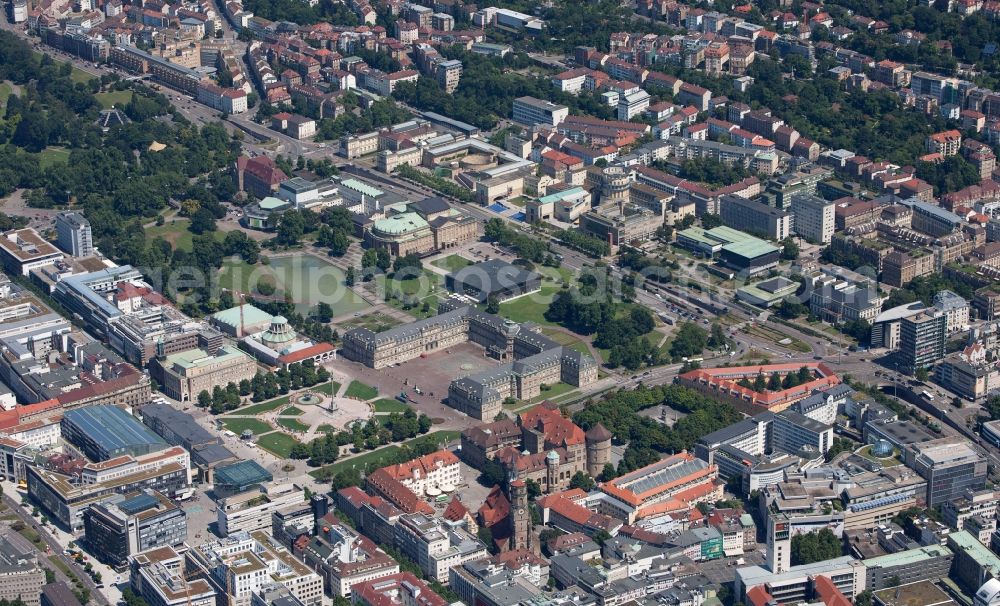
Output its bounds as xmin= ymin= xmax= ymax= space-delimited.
xmin=694 ymin=547 xmax=767 ymax=586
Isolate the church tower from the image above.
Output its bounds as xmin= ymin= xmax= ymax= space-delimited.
xmin=509 ymin=479 xmax=531 ymax=551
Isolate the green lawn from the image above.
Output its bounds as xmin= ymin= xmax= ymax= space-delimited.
xmin=277 ymin=417 xmax=310 ymax=432
xmin=498 ymin=283 xmax=560 ymax=325
xmin=256 ymin=432 xmax=301 ymax=458
xmin=372 ymin=398 xmax=410 ymax=414
xmin=69 ymin=65 xmax=96 ymax=84
xmin=223 ymin=418 xmax=273 ymax=436
xmin=279 ymin=406 xmax=304 ymax=416
xmin=431 ymin=254 xmax=473 ymax=272
xmin=0 ymin=82 xmax=12 ymax=109
xmin=345 ymin=380 xmax=378 ymax=400
xmin=38 ymin=147 xmax=70 ymax=168
xmin=317 ymin=424 xmax=337 ymax=433
xmin=308 ymin=431 xmax=460 ymax=479
xmin=530 ymin=382 xmax=576 ymax=403
xmin=315 ymin=381 xmax=341 ymax=396
xmin=540 ymin=328 xmax=591 ymax=356
xmin=145 ymin=219 xmax=227 ymax=254
xmin=238 ymin=396 xmax=290 ymax=415
xmin=95 ymin=90 xmax=133 ymax=109
xmin=217 ymin=256 xmax=278 ymax=293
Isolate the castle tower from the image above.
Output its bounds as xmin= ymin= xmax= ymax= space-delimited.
xmin=509 ymin=479 xmax=531 ymax=551
xmin=545 ymin=450 xmax=560 ymax=492
xmin=585 ymin=423 xmax=612 ymax=479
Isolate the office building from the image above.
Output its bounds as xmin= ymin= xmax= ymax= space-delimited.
xmin=861 ymin=545 xmax=953 ymax=591
xmin=151 ymin=346 xmax=257 ymax=403
xmin=949 ymin=530 xmax=1000 ymax=593
xmin=83 ymin=490 xmax=187 ymax=567
xmin=720 ymin=195 xmax=791 ymax=240
xmin=771 ymin=410 xmax=833 ymax=456
xmin=579 ymin=202 xmax=662 ymax=245
xmin=0 ymin=228 xmax=64 ymax=276
xmin=62 ymin=405 xmax=168 ymax=462
xmin=942 ymin=490 xmax=999 ymax=543
xmin=512 ymin=96 xmax=569 ymax=127
xmin=0 ymin=534 xmax=45 ymax=606
xmin=790 ymin=194 xmax=836 ymax=244
xmin=55 ymin=213 xmax=94 ymax=257
xmin=676 ymin=225 xmax=781 ymax=276
xmin=736 ymin=556 xmax=866 ymax=604
xmin=186 ymin=530 xmax=323 ymax=606
xmin=217 ymin=482 xmax=306 ymax=536
xmin=130 ymin=547 xmax=216 ymax=606
xmin=299 ymin=517 xmax=400 ymax=597
xmin=906 ymin=437 xmax=987 ymax=507
xmin=898 ymin=312 xmax=946 ymax=373
xmin=393 ymin=513 xmax=488 ymax=583
xmin=27 ymin=454 xmax=189 ymax=532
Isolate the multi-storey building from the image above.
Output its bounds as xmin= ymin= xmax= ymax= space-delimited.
xmin=352 ymin=573 xmax=447 ymax=606
xmin=0 ymin=534 xmax=45 ymax=606
xmin=393 ymin=513 xmax=488 ymax=583
xmin=790 ymin=194 xmax=835 ymax=244
xmin=902 ymin=198 xmax=964 ymax=237
xmin=898 ymin=311 xmax=946 ymax=373
xmin=343 ymin=301 xmax=597 ymax=421
xmin=933 ymin=290 xmax=970 ymax=333
xmin=942 ymin=489 xmax=999 ymax=543
xmin=216 ymin=482 xmax=306 ymax=537
xmin=186 ymin=530 xmax=323 ymax=606
xmin=0 ymin=228 xmax=64 ymax=277
xmin=298 ymin=517 xmax=399 ymax=597
xmin=130 ymin=547 xmax=217 ymax=606
xmin=925 ymin=129 xmax=963 ymax=156
xmin=597 ymin=452 xmax=722 ymax=523
xmin=152 ymin=346 xmax=257 ymax=403
xmin=579 ymin=201 xmax=661 ymax=245
xmin=905 ymin=437 xmax=987 ymax=507
xmin=55 ymin=212 xmax=94 ymax=257
xmin=720 ymin=195 xmax=791 ymax=240
xmin=83 ymin=490 xmax=187 ymax=567
xmin=27 ymin=458 xmax=189 ymax=532
xmin=512 ymin=96 xmax=569 ymax=127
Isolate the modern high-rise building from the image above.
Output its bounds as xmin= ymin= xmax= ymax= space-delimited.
xmin=898 ymin=311 xmax=946 ymax=373
xmin=790 ymin=193 xmax=836 ymax=244
xmin=83 ymin=490 xmax=187 ymax=567
xmin=55 ymin=212 xmax=94 ymax=257
xmin=905 ymin=437 xmax=987 ymax=507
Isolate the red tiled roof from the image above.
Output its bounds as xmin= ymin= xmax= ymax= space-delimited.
xmin=478 ymin=485 xmax=510 ymax=528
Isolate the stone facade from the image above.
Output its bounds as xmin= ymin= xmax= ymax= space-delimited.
xmin=342 ymin=301 xmax=598 ymax=421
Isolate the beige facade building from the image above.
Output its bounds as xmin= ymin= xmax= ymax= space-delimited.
xmin=363 ymin=199 xmax=477 ymax=257
xmin=343 ymin=301 xmax=598 ymax=421
xmin=153 ymin=346 xmax=257 ymax=403
xmin=0 ymin=534 xmax=45 ymax=606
